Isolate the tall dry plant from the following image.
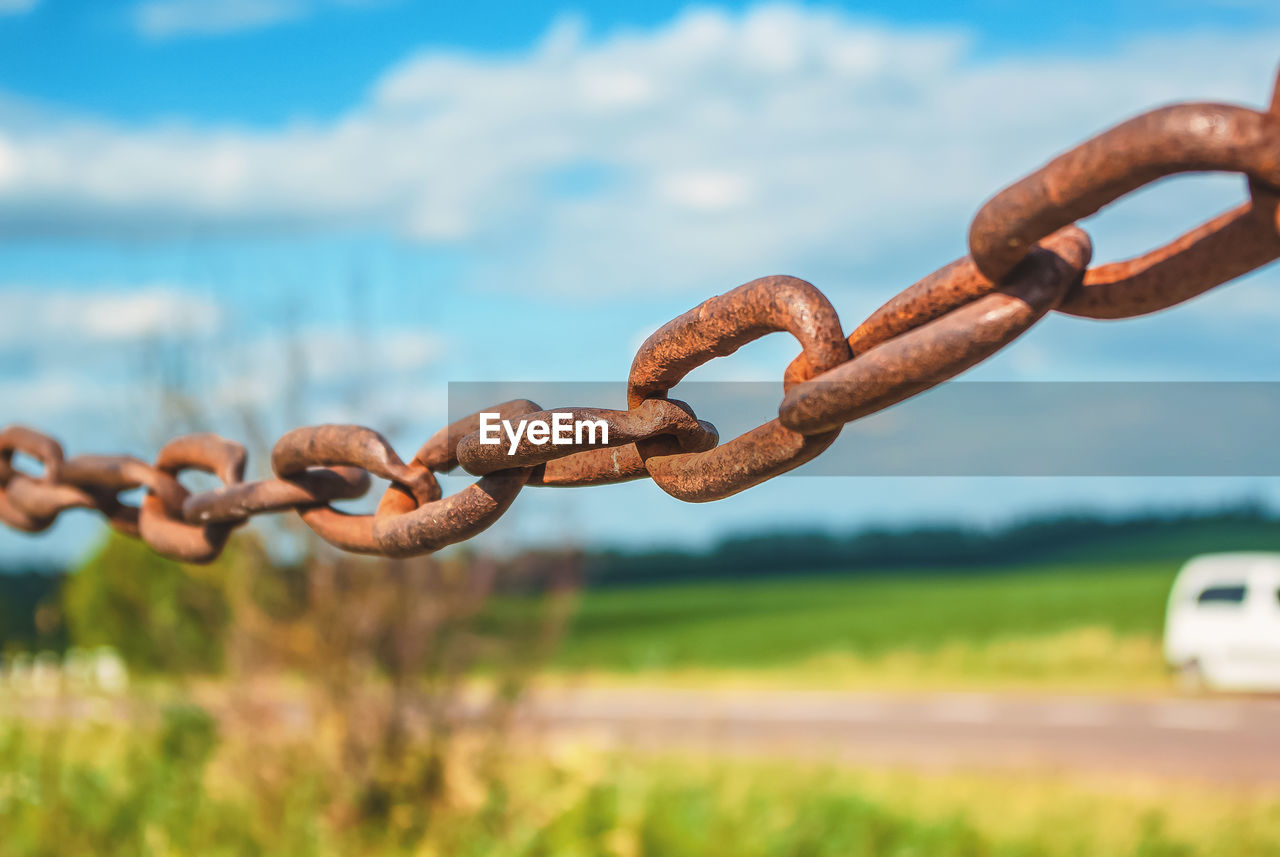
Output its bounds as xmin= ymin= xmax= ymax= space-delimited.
xmin=214 ymin=539 xmax=579 ymax=841
xmin=133 ymin=273 xmax=580 ymax=842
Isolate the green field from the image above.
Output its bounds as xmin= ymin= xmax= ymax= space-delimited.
xmin=4 ymin=714 xmax=1279 ymax=857
xmin=553 ymin=560 xmax=1181 ymax=689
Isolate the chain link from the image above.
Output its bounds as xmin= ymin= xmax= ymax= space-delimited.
xmin=4 ymin=67 xmax=1280 ymax=562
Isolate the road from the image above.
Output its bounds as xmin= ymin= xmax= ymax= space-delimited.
xmin=7 ymin=684 xmax=1279 ymax=782
xmin=520 ymin=687 xmax=1280 ymax=783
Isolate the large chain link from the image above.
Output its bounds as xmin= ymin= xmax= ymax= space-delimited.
xmin=4 ymin=68 xmax=1280 ymax=563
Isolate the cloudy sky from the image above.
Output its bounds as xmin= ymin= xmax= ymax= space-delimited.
xmin=3 ymin=0 xmax=1280 ymax=564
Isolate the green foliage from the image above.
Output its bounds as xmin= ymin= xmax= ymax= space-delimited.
xmin=0 ymin=714 xmax=319 ymax=857
xmin=61 ymin=531 xmax=230 ymax=674
xmin=2 ymin=720 xmax=1279 ymax=857
xmin=157 ymin=705 xmax=219 ymax=769
xmin=555 ymin=560 xmax=1177 ymax=678
xmin=631 ymin=779 xmax=991 ymax=857
xmin=584 ymin=504 xmax=1280 ymax=585
xmin=0 ymin=572 xmax=64 ymax=654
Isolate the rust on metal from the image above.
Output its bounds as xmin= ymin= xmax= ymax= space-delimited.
xmin=629 ymin=275 xmax=850 ymax=405
xmin=1060 ymin=195 xmax=1280 ymax=318
xmin=183 ymin=467 xmax=372 ymax=525
xmin=1 ymin=474 xmax=96 ymax=532
xmin=58 ymin=454 xmax=187 ymax=540
xmin=60 ymin=455 xmax=186 ymax=515
xmin=0 ymin=426 xmax=73 ymax=531
xmin=628 ymin=275 xmax=850 ymax=502
xmin=780 ymin=227 xmax=1092 ymax=435
xmin=133 ymin=434 xmax=249 ymax=564
xmin=153 ymin=433 xmax=247 ymax=487
xmin=0 ymin=426 xmax=64 ymax=484
xmin=970 ymin=103 xmax=1280 ymax=286
xmin=524 ymin=436 xmax=676 ymax=487
xmin=272 ymin=425 xmax=441 ymax=554
xmin=372 ymin=406 xmax=535 ymax=558
xmin=646 ymin=420 xmax=839 ymax=503
xmin=456 ymin=398 xmax=717 ymax=476
xmin=413 ymin=399 xmax=541 ymax=472
xmin=1056 ymin=75 xmax=1280 ymax=319
xmin=846 ymin=257 xmax=1010 ymax=357
xmin=527 ymin=444 xmax=649 ymax=487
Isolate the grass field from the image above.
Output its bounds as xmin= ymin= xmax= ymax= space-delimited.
xmin=0 ymin=555 xmax=1259 ymax=854
xmin=3 ymin=714 xmax=1279 ymax=857
xmin=551 ymin=559 xmax=1181 ymax=689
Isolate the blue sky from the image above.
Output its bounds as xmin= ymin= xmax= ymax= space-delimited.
xmin=2 ymin=0 xmax=1280 ymax=565
xmin=4 ymin=1 xmax=1275 ymax=126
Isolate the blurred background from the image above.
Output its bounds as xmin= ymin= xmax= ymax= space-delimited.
xmin=3 ymin=1 xmax=1280 ymax=854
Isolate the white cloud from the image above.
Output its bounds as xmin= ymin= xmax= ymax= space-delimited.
xmin=0 ymin=5 xmax=1278 ymax=301
xmin=197 ymin=325 xmax=442 ymax=421
xmin=0 ymin=287 xmax=222 ymax=429
xmin=0 ymin=135 xmax=15 ymax=185
xmin=658 ymin=170 xmax=752 ymax=212
xmin=376 ymin=331 xmax=442 ymax=373
xmin=0 ymin=374 xmax=97 ymax=416
xmin=0 ymin=286 xmax=444 ymax=443
xmin=234 ymin=326 xmax=440 ymax=382
xmin=133 ymin=0 xmax=389 ymax=39
xmin=0 ymin=286 xmax=222 ymax=343
xmin=135 ymin=0 xmax=306 ymax=38
xmin=0 ymin=0 xmax=39 ymax=16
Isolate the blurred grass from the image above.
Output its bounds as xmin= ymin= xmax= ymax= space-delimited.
xmin=549 ymin=560 xmax=1179 ymax=690
xmin=3 ymin=714 xmax=1279 ymax=857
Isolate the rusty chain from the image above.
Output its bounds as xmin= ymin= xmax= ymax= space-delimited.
xmin=4 ymin=68 xmax=1280 ymax=563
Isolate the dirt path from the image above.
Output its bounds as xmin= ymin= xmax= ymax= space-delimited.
xmin=8 ymin=684 xmax=1279 ymax=782
xmin=520 ymin=687 xmax=1280 ymax=782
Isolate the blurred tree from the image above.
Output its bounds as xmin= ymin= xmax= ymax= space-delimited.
xmin=0 ymin=570 xmax=67 ymax=654
xmin=62 ymin=531 xmax=230 ymax=674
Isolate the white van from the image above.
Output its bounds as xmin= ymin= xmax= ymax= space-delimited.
xmin=1164 ymin=553 xmax=1280 ymax=692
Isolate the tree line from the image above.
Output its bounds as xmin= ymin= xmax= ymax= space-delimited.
xmin=3 ymin=502 xmax=1278 ymax=654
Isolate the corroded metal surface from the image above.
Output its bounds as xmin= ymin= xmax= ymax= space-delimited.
xmin=627 ymin=276 xmax=850 ymax=501
xmin=132 ymin=434 xmax=250 ymax=564
xmin=780 ymin=227 xmax=1092 ymax=435
xmin=5 ymin=66 xmax=1280 ymax=560
xmin=628 ymin=276 xmax=850 ymax=403
xmin=970 ymin=99 xmax=1280 ymax=289
xmin=371 ymin=406 xmax=536 ymax=558
xmin=182 ymin=467 xmax=372 ymax=525
xmin=1060 ymin=194 xmax=1280 ymax=319
xmin=456 ymin=398 xmax=717 ymax=476
xmin=0 ymin=426 xmax=72 ymax=532
xmin=0 ymin=426 xmax=63 ymax=484
xmin=271 ymin=425 xmax=442 ymax=554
